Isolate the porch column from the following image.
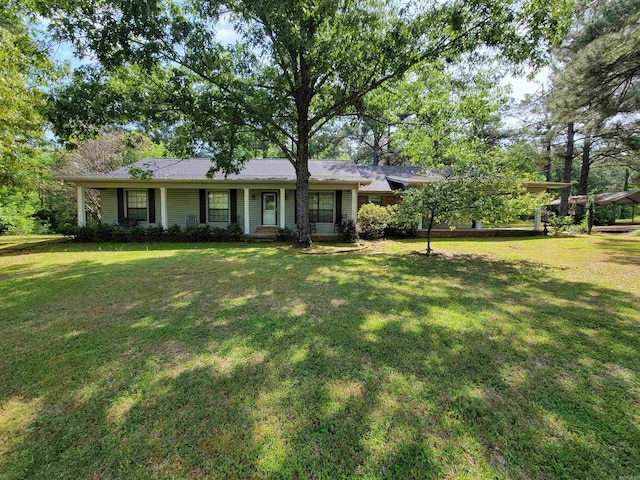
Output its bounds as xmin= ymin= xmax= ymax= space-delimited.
xmin=77 ymin=186 xmax=86 ymax=226
xmin=418 ymin=216 xmax=423 ymax=230
xmin=243 ymin=188 xmax=250 ymax=234
xmin=279 ymin=188 xmax=286 ymax=228
xmin=534 ymin=206 xmax=542 ymax=231
xmin=475 ymin=221 xmax=482 ymax=230
xmin=351 ymin=188 xmax=358 ymax=221
xmin=160 ymin=187 xmax=168 ymax=229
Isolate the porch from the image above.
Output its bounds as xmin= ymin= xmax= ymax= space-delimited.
xmin=75 ymin=185 xmax=359 ymax=234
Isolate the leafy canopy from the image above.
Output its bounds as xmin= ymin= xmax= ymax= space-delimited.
xmin=0 ymin=1 xmax=56 ymax=233
xmin=43 ymin=0 xmax=572 ymax=172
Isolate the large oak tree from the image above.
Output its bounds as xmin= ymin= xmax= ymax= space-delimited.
xmin=42 ymin=0 xmax=570 ymax=246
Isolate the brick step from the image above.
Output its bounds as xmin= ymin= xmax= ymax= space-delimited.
xmin=255 ymin=226 xmax=279 ymax=234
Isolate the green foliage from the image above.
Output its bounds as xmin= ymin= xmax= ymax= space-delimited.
xmin=399 ymin=64 xmax=512 ymax=169
xmin=276 ymin=227 xmax=295 ymax=243
xmin=41 ymin=0 xmax=571 ymax=246
xmin=66 ymin=223 xmax=245 ymax=242
xmin=550 ymin=0 xmax=640 ymax=121
xmin=44 ymin=131 xmax=171 ymax=228
xmin=339 ymin=219 xmax=359 ymax=243
xmin=547 ymin=213 xmax=575 ymax=235
xmin=225 ymin=223 xmax=243 ymax=241
xmin=384 ymin=204 xmax=418 ymax=238
xmin=400 ymin=167 xmax=550 ymax=253
xmin=0 ymin=190 xmax=48 ymax=234
xmin=585 ymin=195 xmax=596 ymax=234
xmin=357 ymin=204 xmax=391 ymax=240
xmin=0 ymin=7 xmax=55 ymax=234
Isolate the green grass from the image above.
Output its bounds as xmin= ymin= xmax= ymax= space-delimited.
xmin=1 ymin=235 xmax=639 ymax=479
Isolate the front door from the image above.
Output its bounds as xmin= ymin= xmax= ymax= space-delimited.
xmin=262 ymin=193 xmax=277 ymax=225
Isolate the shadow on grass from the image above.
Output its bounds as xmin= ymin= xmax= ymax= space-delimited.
xmin=593 ymin=236 xmax=640 ymax=266
xmin=0 ymin=244 xmax=639 ymax=478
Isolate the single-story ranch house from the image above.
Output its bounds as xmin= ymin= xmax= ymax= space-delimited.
xmin=60 ymin=158 xmax=569 ymax=236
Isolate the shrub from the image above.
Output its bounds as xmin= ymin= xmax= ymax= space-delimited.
xmin=211 ymin=226 xmax=226 ymax=241
xmin=593 ymin=206 xmax=616 ymax=226
xmin=276 ymin=227 xmax=295 ymax=242
xmin=167 ymin=224 xmax=182 ymax=241
xmin=183 ymin=225 xmax=210 ymax=241
xmin=144 ymin=225 xmax=166 ymax=241
xmin=358 ymin=203 xmax=390 ymax=239
xmin=585 ymin=196 xmax=595 ymax=234
xmin=58 ymin=223 xmax=78 ymax=237
xmin=129 ymin=226 xmax=147 ymax=242
xmin=225 ymin=223 xmax=243 ymax=241
xmin=339 ymin=219 xmax=359 ymax=243
xmin=67 ymin=223 xmax=246 ymax=242
xmin=547 ymin=213 xmax=574 ymax=235
xmin=384 ymin=204 xmax=417 ymax=238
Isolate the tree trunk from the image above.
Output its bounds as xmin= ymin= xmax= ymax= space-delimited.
xmin=621 ymin=168 xmax=630 ymax=218
xmin=293 ymin=162 xmax=312 ymax=247
xmin=290 ymin=51 xmax=315 ymax=249
xmin=575 ymin=135 xmax=591 ymax=220
xmin=372 ymin=134 xmax=380 ymax=166
xmin=543 ymin=125 xmax=552 ymax=182
xmin=559 ymin=122 xmax=574 ymax=217
xmin=426 ymin=213 xmax=435 ymax=255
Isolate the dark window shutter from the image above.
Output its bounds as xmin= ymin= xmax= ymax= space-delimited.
xmin=335 ymin=190 xmax=342 ymax=224
xmin=230 ymin=189 xmax=237 ymax=224
xmin=148 ymin=189 xmax=156 ymax=223
xmin=294 ymin=190 xmax=297 ymax=224
xmin=199 ymin=189 xmax=207 ymax=223
xmin=117 ymin=188 xmax=125 ymax=221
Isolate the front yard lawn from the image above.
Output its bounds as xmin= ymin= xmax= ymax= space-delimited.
xmin=1 ymin=235 xmax=639 ymax=479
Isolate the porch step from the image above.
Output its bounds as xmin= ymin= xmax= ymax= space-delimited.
xmin=246 ymin=233 xmax=277 ymax=242
xmin=255 ymin=226 xmax=279 ymax=234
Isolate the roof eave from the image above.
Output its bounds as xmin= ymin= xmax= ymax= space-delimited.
xmin=54 ymin=176 xmax=371 ymax=185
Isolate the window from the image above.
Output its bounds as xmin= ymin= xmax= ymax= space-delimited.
xmin=309 ymin=192 xmax=334 ymax=223
xmin=208 ymin=191 xmax=229 ymax=222
xmin=368 ymin=195 xmax=382 ymax=205
xmin=126 ymin=190 xmax=148 ymax=221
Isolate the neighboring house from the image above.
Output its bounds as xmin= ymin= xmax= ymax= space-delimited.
xmin=60 ymin=158 xmax=569 ymax=235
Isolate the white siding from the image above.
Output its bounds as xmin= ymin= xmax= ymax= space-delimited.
xmin=285 ymin=189 xmax=296 ymax=230
xmin=167 ymin=189 xmax=199 ymax=227
xmin=341 ymin=189 xmax=353 ymax=221
xmin=99 ymin=188 xmax=161 ymax=226
xmin=100 ymin=189 xmax=118 ymax=224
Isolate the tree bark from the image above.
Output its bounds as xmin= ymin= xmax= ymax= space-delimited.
xmin=291 ymin=54 xmax=314 ymax=248
xmin=543 ymin=125 xmax=552 ymax=182
xmin=575 ymin=134 xmax=591 ymax=220
xmin=426 ymin=213 xmax=435 ymax=255
xmin=372 ymin=134 xmax=380 ymax=166
xmin=293 ymin=161 xmax=312 ymax=247
xmin=559 ymin=122 xmax=575 ymax=217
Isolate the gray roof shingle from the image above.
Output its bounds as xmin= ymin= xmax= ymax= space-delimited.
xmin=61 ymin=158 xmax=453 ymax=191
xmin=100 ymin=158 xmax=365 ymax=183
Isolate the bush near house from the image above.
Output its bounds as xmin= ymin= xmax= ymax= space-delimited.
xmin=384 ymin=204 xmax=418 ymax=238
xmin=358 ymin=203 xmax=390 ymax=239
xmin=357 ymin=203 xmax=417 ymax=240
xmin=339 ymin=218 xmax=359 ymax=242
xmin=276 ymin=227 xmax=295 ymax=242
xmin=60 ymin=223 xmax=245 ymax=242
